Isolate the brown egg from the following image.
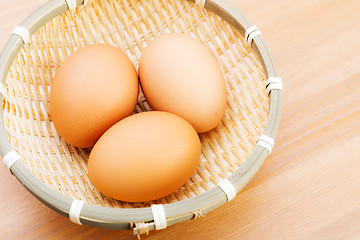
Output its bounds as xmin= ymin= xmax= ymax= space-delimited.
xmin=49 ymin=44 xmax=138 ymax=148
xmin=87 ymin=111 xmax=201 ymax=202
xmin=138 ymin=33 xmax=227 ymax=133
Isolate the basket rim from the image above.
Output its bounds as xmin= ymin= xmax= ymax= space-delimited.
xmin=0 ymin=0 xmax=282 ymax=233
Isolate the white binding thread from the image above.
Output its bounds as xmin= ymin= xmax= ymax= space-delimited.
xmin=218 ymin=179 xmax=236 ymax=202
xmin=65 ymin=0 xmax=77 ymax=11
xmin=151 ymin=204 xmax=167 ymax=230
xmin=195 ymin=0 xmax=206 ymax=8
xmin=245 ymin=25 xmax=261 ymax=47
xmin=245 ymin=25 xmax=258 ymax=39
xmin=2 ymin=150 xmax=20 ymax=170
xmin=266 ymin=77 xmax=283 ymax=95
xmin=69 ymin=199 xmax=84 ymax=225
xmin=257 ymin=135 xmax=275 ymax=154
xmin=12 ymin=26 xmax=31 ymax=45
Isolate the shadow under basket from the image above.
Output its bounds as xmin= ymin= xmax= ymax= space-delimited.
xmin=0 ymin=0 xmax=282 ymax=235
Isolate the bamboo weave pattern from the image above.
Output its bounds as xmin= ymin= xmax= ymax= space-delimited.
xmin=2 ymin=0 xmax=268 ymax=208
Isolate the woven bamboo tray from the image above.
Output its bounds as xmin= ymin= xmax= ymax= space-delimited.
xmin=0 ymin=0 xmax=282 ymax=235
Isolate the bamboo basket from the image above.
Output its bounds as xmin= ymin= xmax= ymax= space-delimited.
xmin=0 ymin=0 xmax=282 ymax=235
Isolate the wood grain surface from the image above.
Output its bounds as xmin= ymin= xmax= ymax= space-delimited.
xmin=1 ymin=0 xmax=360 ymax=239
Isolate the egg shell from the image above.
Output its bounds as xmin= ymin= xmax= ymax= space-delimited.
xmin=87 ymin=111 xmax=201 ymax=202
xmin=49 ymin=44 xmax=139 ymax=148
xmin=138 ymin=33 xmax=227 ymax=133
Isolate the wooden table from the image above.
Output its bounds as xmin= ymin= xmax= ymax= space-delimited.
xmin=1 ymin=0 xmax=360 ymax=239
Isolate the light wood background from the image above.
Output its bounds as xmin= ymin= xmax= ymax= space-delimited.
xmin=1 ymin=0 xmax=360 ymax=239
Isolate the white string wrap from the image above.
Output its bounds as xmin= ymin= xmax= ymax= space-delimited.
xmin=151 ymin=204 xmax=167 ymax=230
xmin=12 ymin=26 xmax=31 ymax=45
xmin=218 ymin=179 xmax=236 ymax=202
xmin=2 ymin=150 xmax=20 ymax=170
xmin=65 ymin=0 xmax=77 ymax=11
xmin=195 ymin=0 xmax=206 ymax=8
xmin=257 ymin=135 xmax=275 ymax=154
xmin=245 ymin=25 xmax=261 ymax=47
xmin=69 ymin=199 xmax=84 ymax=225
xmin=266 ymin=77 xmax=283 ymax=95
